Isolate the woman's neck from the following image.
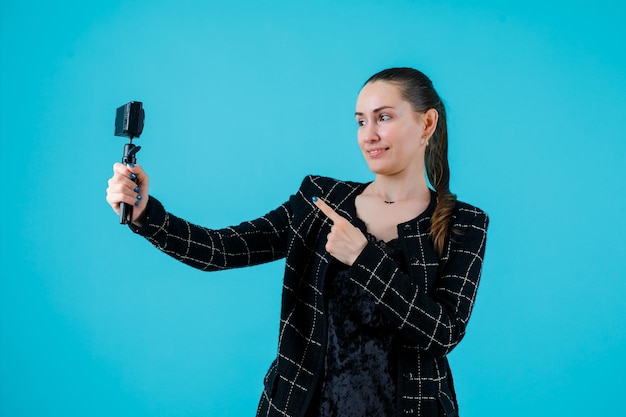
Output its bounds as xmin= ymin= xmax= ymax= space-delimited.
xmin=369 ymin=174 xmax=430 ymax=204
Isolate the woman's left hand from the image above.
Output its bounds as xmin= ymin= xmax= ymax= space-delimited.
xmin=313 ymin=197 xmax=368 ymax=266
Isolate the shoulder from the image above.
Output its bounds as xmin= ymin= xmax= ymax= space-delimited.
xmin=298 ymin=175 xmax=367 ymax=200
xmin=450 ymin=198 xmax=489 ymax=234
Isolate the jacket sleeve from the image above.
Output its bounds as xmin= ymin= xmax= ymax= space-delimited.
xmin=129 ymin=195 xmax=292 ymax=271
xmin=348 ymin=206 xmax=489 ymax=357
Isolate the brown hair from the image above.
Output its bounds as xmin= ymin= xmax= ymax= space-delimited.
xmin=365 ymin=67 xmax=457 ymax=256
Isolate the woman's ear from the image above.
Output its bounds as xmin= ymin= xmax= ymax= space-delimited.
xmin=422 ymin=108 xmax=439 ymax=140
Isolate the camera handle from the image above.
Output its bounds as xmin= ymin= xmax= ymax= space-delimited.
xmin=119 ymin=141 xmax=142 ymax=224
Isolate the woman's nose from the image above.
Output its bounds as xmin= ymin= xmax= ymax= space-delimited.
xmin=362 ymin=123 xmax=379 ymax=142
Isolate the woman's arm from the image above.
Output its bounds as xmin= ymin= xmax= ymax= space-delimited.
xmin=106 ymin=163 xmax=293 ymax=271
xmin=128 ymin=196 xmax=293 ymax=271
xmin=348 ymin=205 xmax=489 ymax=357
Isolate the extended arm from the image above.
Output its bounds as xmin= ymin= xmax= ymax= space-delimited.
xmin=106 ymin=163 xmax=292 ymax=271
xmin=128 ymin=197 xmax=292 ymax=271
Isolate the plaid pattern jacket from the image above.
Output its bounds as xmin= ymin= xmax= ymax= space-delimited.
xmin=132 ymin=175 xmax=489 ymax=417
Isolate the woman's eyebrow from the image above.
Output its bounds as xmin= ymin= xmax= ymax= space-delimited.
xmin=354 ymin=105 xmax=395 ymax=116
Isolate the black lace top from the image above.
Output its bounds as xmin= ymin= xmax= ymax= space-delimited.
xmin=311 ymin=224 xmax=408 ymax=417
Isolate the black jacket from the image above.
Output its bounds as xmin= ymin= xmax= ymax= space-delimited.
xmin=132 ymin=175 xmax=489 ymax=417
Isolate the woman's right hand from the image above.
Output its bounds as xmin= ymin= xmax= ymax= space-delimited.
xmin=106 ymin=162 xmax=150 ymax=226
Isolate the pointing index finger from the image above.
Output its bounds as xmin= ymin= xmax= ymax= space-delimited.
xmin=312 ymin=196 xmax=343 ymax=223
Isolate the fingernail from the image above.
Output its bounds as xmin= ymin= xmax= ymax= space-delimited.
xmin=128 ymin=163 xmax=135 ymax=168
xmin=130 ymin=173 xmax=137 ymax=180
xmin=137 ymin=195 xmax=142 ymax=200
xmin=134 ymin=186 xmax=140 ymax=193
xmin=312 ymin=196 xmax=318 ymax=202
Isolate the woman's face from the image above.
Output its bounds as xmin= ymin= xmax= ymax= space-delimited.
xmin=355 ymin=81 xmax=433 ymax=178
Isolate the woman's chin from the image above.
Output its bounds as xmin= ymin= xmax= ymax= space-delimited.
xmin=367 ymin=165 xmax=395 ymax=176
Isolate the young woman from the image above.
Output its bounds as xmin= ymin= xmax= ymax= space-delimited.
xmin=106 ymin=67 xmax=489 ymax=417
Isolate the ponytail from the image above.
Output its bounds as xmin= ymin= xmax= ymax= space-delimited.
xmin=425 ymin=103 xmax=457 ymax=256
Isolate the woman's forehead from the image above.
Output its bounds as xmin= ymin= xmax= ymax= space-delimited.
xmin=356 ymin=81 xmax=405 ymax=111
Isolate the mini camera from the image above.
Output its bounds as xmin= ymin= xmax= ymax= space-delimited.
xmin=114 ymin=101 xmax=145 ymax=224
xmin=114 ymin=101 xmax=145 ymax=138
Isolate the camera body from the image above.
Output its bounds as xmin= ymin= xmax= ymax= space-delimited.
xmin=114 ymin=101 xmax=145 ymax=138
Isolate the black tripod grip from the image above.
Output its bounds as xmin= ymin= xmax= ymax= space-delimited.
xmin=119 ymin=143 xmax=141 ymax=224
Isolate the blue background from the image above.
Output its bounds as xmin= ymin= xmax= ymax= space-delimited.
xmin=1 ymin=0 xmax=625 ymax=415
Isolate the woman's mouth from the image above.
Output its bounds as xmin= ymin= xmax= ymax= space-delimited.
xmin=367 ymin=148 xmax=389 ymax=158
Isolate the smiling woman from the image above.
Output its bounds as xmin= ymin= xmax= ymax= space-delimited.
xmin=106 ymin=67 xmax=489 ymax=417
xmin=356 ymin=68 xmax=457 ymax=256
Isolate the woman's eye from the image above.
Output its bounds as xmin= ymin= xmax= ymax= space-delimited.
xmin=357 ymin=119 xmax=366 ymax=126
xmin=380 ymin=114 xmax=390 ymax=121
